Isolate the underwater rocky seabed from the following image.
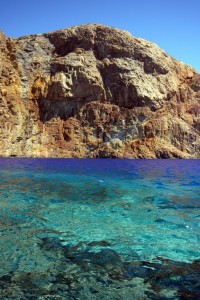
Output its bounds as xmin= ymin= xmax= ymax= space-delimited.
xmin=0 ymin=158 xmax=200 ymax=299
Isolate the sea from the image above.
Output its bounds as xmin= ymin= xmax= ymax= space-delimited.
xmin=0 ymin=158 xmax=200 ymax=299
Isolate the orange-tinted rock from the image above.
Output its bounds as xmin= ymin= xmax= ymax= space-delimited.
xmin=0 ymin=24 xmax=199 ymax=158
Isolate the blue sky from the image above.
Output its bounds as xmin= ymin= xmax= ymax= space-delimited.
xmin=1 ymin=0 xmax=200 ymax=72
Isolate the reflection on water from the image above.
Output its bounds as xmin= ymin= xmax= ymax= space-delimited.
xmin=0 ymin=158 xmax=200 ymax=299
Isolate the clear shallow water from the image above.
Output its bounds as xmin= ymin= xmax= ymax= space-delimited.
xmin=0 ymin=158 xmax=200 ymax=299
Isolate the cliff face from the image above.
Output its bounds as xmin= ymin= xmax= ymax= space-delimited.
xmin=0 ymin=24 xmax=199 ymax=158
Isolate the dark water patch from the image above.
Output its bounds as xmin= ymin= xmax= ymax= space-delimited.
xmin=146 ymin=193 xmax=200 ymax=211
xmin=144 ymin=258 xmax=200 ymax=299
xmin=180 ymin=180 xmax=200 ymax=187
xmin=155 ymin=218 xmax=169 ymax=223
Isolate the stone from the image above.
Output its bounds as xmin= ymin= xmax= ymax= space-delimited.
xmin=2 ymin=239 xmax=200 ymax=299
xmin=0 ymin=24 xmax=199 ymax=158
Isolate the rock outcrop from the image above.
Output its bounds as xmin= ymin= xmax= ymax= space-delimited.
xmin=0 ymin=24 xmax=199 ymax=158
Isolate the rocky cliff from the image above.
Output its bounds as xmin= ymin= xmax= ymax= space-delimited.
xmin=0 ymin=24 xmax=199 ymax=158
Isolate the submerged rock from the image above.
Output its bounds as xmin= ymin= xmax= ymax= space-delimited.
xmin=1 ymin=238 xmax=200 ymax=299
xmin=0 ymin=25 xmax=199 ymax=158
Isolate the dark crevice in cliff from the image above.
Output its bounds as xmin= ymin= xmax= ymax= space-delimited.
xmin=45 ymin=30 xmax=94 ymax=57
xmin=97 ymin=67 xmax=144 ymax=109
xmin=37 ymin=99 xmax=89 ymax=122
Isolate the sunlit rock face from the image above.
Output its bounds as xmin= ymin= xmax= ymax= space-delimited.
xmin=0 ymin=24 xmax=199 ymax=158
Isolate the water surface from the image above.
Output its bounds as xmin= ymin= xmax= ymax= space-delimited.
xmin=0 ymin=159 xmax=200 ymax=299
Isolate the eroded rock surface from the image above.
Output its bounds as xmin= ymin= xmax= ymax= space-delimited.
xmin=0 ymin=24 xmax=199 ymax=157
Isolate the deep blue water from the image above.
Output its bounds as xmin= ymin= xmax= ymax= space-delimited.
xmin=0 ymin=158 xmax=200 ymax=299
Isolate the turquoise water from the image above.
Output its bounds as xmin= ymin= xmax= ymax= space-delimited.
xmin=0 ymin=158 xmax=200 ymax=299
